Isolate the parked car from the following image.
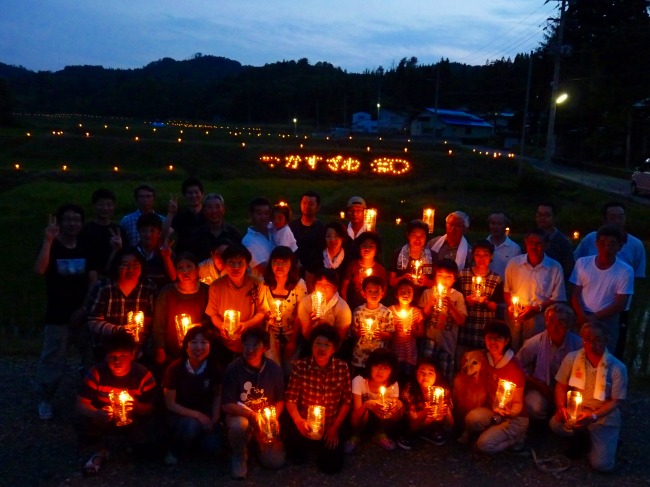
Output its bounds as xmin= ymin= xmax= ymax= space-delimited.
xmin=631 ymin=158 xmax=650 ymax=195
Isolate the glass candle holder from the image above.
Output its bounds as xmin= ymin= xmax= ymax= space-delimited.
xmin=422 ymin=208 xmax=435 ymax=233
xmin=364 ymin=208 xmax=377 ymax=232
xmin=109 ymin=389 xmax=133 ymax=426
xmin=307 ymin=405 xmax=325 ymax=440
xmin=565 ymin=390 xmax=583 ymax=430
xmin=472 ymin=276 xmax=485 ymax=299
xmin=398 ymin=309 xmax=412 ymax=335
xmin=493 ymin=379 xmax=516 ymax=412
xmin=175 ymin=313 xmax=192 ymax=347
xmin=126 ymin=310 xmax=144 ymax=343
xmin=435 ymin=284 xmax=447 ymax=312
xmin=311 ymin=292 xmax=325 ymax=318
xmin=258 ymin=406 xmax=279 ymax=442
xmin=223 ymin=309 xmax=240 ymax=339
xmin=427 ymin=385 xmax=446 ymax=421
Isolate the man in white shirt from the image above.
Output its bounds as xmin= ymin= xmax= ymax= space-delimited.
xmin=486 ymin=211 xmax=521 ymax=279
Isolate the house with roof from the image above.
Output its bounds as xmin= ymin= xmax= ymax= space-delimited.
xmin=410 ymin=108 xmax=494 ymax=142
xmin=352 ymin=109 xmax=408 ymax=135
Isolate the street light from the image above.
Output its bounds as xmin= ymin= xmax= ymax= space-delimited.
xmin=293 ymin=118 xmax=297 ymax=136
xmin=545 ymin=92 xmax=569 ymax=170
xmin=376 ymin=103 xmax=381 ymax=134
xmin=556 ymin=93 xmax=568 ymax=104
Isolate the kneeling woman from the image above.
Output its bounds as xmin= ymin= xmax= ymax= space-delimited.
xmin=162 ymin=326 xmax=222 ymax=464
xmin=463 ymin=321 xmax=528 ymax=453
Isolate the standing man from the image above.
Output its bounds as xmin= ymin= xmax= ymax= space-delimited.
xmin=242 ymin=197 xmax=276 ymax=279
xmin=289 ymin=191 xmax=325 ymax=275
xmin=535 ymin=202 xmax=574 ymax=281
xmin=34 ymin=204 xmax=96 ymax=419
xmin=167 ymin=177 xmax=206 ymax=254
xmin=570 ymin=225 xmax=634 ymax=357
xmin=428 ymin=211 xmax=472 ymax=270
xmin=486 ymin=211 xmax=521 ymax=279
xmin=190 ymin=193 xmax=242 ymax=262
xmin=504 ymin=229 xmax=566 ymax=351
xmin=346 ymin=196 xmax=367 ymax=241
xmin=120 ymin=184 xmax=165 ymax=248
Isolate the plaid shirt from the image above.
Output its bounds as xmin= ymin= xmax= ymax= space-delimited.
xmin=285 ymin=356 xmax=351 ymax=428
xmin=119 ymin=210 xmax=165 ymax=248
xmin=86 ymin=277 xmax=156 ymax=341
xmin=457 ymin=270 xmax=503 ymax=349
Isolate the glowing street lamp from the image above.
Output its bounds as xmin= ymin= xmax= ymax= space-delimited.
xmin=293 ymin=118 xmax=297 ymax=136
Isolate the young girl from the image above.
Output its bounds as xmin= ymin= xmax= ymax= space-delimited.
xmin=261 ymin=246 xmax=308 ymax=375
xmin=305 ymin=221 xmax=350 ymax=291
xmin=341 ymin=232 xmax=387 ymax=313
xmin=162 ymin=326 xmax=222 ymax=465
xmin=398 ymin=357 xmax=453 ymax=450
xmin=269 ymin=203 xmax=298 ymax=252
xmin=389 ymin=220 xmax=436 ymax=300
xmin=346 ymin=348 xmax=403 ymax=453
xmin=388 ymin=279 xmax=425 ymax=382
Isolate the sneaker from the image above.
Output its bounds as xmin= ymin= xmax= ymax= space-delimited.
xmin=397 ymin=437 xmax=414 ymax=451
xmin=231 ymin=456 xmax=247 ymax=480
xmin=38 ymin=401 xmax=53 ymax=420
xmin=420 ymin=431 xmax=446 ymax=446
xmin=344 ymin=436 xmax=360 ymax=454
xmin=373 ymin=434 xmax=396 ymax=451
xmin=164 ymin=452 xmax=178 ymax=466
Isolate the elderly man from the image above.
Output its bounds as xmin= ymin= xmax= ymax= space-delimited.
xmin=535 ymin=202 xmax=574 ymax=281
xmin=516 ymin=303 xmax=583 ymax=420
xmin=570 ymin=225 xmax=634 ymax=357
xmin=189 ymin=193 xmax=242 ymax=261
xmin=550 ymin=321 xmax=627 ymax=472
xmin=428 ymin=211 xmax=471 ymax=270
xmin=504 ymin=229 xmax=566 ymax=351
xmin=486 ymin=211 xmax=521 ymax=279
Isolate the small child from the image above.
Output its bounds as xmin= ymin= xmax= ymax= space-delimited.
xmin=398 ymin=358 xmax=453 ymax=450
xmin=198 ymin=241 xmax=229 ymax=284
xmin=346 ymin=348 xmax=403 ymax=453
xmin=341 ymin=232 xmax=388 ymax=312
xmin=418 ymin=258 xmax=467 ymax=385
xmin=76 ymin=332 xmax=156 ymax=476
xmin=269 ymin=204 xmax=298 ymax=252
xmin=350 ymin=275 xmax=395 ymax=376
xmin=388 ymin=279 xmax=425 ymax=382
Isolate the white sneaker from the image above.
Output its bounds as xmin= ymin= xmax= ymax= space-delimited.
xmin=38 ymin=401 xmax=53 ymax=420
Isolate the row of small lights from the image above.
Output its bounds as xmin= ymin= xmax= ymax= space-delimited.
xmin=12 ymin=163 xmax=178 ymax=172
xmin=260 ymin=155 xmax=411 ymax=175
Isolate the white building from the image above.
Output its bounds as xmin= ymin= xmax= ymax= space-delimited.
xmin=410 ymin=108 xmax=494 ymax=141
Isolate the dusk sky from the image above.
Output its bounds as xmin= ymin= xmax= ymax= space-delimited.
xmin=1 ymin=1 xmax=557 ymax=73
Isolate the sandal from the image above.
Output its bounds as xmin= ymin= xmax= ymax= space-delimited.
xmin=83 ymin=450 xmax=108 ymax=476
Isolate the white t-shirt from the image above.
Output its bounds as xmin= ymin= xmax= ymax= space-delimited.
xmin=569 ymin=256 xmax=634 ymax=313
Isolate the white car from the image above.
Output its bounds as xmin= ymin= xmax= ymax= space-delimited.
xmin=631 ymin=158 xmax=650 ymax=195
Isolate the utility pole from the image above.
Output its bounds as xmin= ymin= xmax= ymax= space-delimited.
xmin=544 ymin=0 xmax=567 ymax=173
xmin=519 ymin=51 xmax=533 ymax=178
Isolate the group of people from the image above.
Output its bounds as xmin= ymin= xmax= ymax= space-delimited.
xmin=33 ymin=178 xmax=644 ymax=478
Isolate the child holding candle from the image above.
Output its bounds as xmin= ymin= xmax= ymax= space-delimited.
xmin=76 ymin=333 xmax=156 ymax=476
xmin=341 ymin=232 xmax=388 ymax=312
xmin=198 ymin=241 xmax=230 ymax=284
xmin=462 ymin=321 xmax=527 ymax=454
xmin=346 ymin=348 xmax=403 ymax=453
xmin=350 ymin=276 xmax=395 ymax=377
xmin=388 ymin=279 xmax=425 ymax=382
xmin=457 ymin=241 xmax=504 ymax=356
xmin=389 ymin=220 xmax=436 ymax=300
xmin=162 ymin=326 xmax=222 ymax=466
xmin=398 ymin=357 xmax=453 ymax=450
xmin=418 ymin=259 xmax=467 ymax=385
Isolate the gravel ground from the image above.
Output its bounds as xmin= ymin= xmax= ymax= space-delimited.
xmin=2 ymin=356 xmax=649 ymax=487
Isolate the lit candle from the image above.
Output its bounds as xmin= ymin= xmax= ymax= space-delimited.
xmin=511 ymin=295 xmax=520 ymax=319
xmin=311 ymin=292 xmax=324 ymax=318
xmin=505 ymin=226 xmax=510 ymax=236
xmin=340 ymin=211 xmax=345 ymax=219
xmin=364 ymin=208 xmax=377 ymax=232
xmin=413 ymin=260 xmax=421 ymax=278
xmin=127 ymin=311 xmax=145 ymax=342
xmin=379 ymin=385 xmax=386 ymax=406
xmin=494 ymin=379 xmax=516 ymax=411
xmin=472 ymin=276 xmax=484 ymax=299
xmin=395 ymin=217 xmax=402 ymax=225
xmin=274 ymin=300 xmax=283 ymax=324
xmin=364 ymin=318 xmax=375 ymax=342
xmin=427 ymin=386 xmax=445 ymax=420
xmin=259 ymin=406 xmax=279 ymax=442
xmin=565 ymin=391 xmax=583 ymax=429
xmin=109 ymin=389 xmax=133 ymax=426
xmin=223 ymin=309 xmax=240 ymax=339
xmin=398 ymin=309 xmax=412 ymax=335
xmin=422 ymin=208 xmax=435 ymax=233
xmin=436 ymin=284 xmax=446 ymax=311
xmin=573 ymin=231 xmax=580 ymax=240
xmin=307 ymin=405 xmax=325 ymax=440
xmin=365 ymin=267 xmax=373 ymax=277
xmin=174 ymin=313 xmax=192 ymax=346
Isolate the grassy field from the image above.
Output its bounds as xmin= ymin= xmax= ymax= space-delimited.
xmin=1 ymin=114 xmax=649 ymax=374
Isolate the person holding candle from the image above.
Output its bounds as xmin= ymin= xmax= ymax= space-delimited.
xmin=341 ymin=231 xmax=388 ymax=313
xmin=549 ymin=321 xmax=627 ymax=472
xmin=515 ymin=303 xmax=582 ymax=421
xmin=462 ymin=321 xmax=528 ymax=454
xmin=305 ymin=221 xmax=350 ymax=291
xmin=86 ymin=248 xmax=156 ymax=361
xmin=297 ymin=268 xmax=352 ymax=352
xmin=388 ymin=279 xmax=425 ymax=382
xmin=221 ymin=327 xmax=286 ymax=480
xmin=346 ymin=348 xmax=403 ymax=453
xmin=418 ymin=259 xmax=467 ymax=385
xmin=76 ymin=333 xmax=156 ymax=476
xmin=349 ymin=275 xmax=394 ymax=376
xmin=162 ymin=326 xmax=222 ymax=466
xmin=261 ymin=246 xmax=308 ymax=374
xmin=504 ymin=228 xmax=566 ymax=351
xmin=398 ymin=357 xmax=453 ymax=450
xmin=457 ymin=240 xmax=505 ymax=356
xmin=284 ymin=324 xmax=352 ymax=474
xmin=389 ymin=219 xmax=436 ymax=299
xmin=198 ymin=240 xmax=230 ymax=284
xmin=427 ymin=211 xmax=472 ymax=270
xmin=152 ymin=253 xmax=210 ymax=370
xmin=205 ymin=244 xmax=268 ymax=365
